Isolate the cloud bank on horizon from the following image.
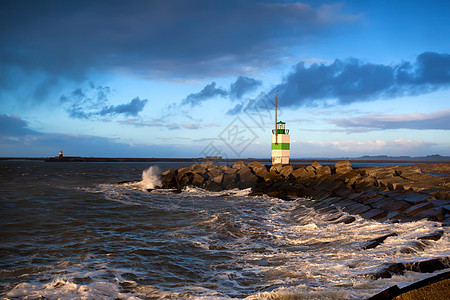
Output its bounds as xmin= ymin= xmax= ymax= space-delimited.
xmin=0 ymin=0 xmax=449 ymax=158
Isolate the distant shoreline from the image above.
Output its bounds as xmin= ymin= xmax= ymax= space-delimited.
xmin=1 ymin=156 xmax=449 ymax=163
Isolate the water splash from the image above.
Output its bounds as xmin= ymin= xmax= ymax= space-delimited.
xmin=140 ymin=166 xmax=162 ymax=189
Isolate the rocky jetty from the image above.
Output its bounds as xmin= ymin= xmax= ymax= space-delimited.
xmin=158 ymin=160 xmax=450 ymax=297
xmin=160 ymin=160 xmax=450 ymax=225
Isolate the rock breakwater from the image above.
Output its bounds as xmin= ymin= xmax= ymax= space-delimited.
xmin=160 ymin=160 xmax=450 ymax=225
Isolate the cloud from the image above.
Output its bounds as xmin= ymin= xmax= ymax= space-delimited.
xmin=333 ymin=109 xmax=450 ymax=130
xmin=230 ymin=76 xmax=262 ymax=99
xmin=182 ymin=82 xmax=228 ymax=106
xmin=182 ymin=76 xmax=262 ymax=107
xmin=60 ymin=84 xmax=147 ymax=119
xmin=264 ymin=52 xmax=450 ymax=107
xmin=0 ymin=114 xmax=39 ymax=136
xmin=118 ymin=118 xmax=202 ymax=130
xmin=299 ymin=138 xmax=436 ymax=157
xmin=0 ymin=114 xmax=196 ymax=157
xmin=98 ymin=97 xmax=148 ymax=117
xmin=227 ymin=103 xmax=243 ymax=116
xmin=0 ymin=1 xmax=358 ymax=86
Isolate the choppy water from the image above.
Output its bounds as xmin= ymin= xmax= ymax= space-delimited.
xmin=1 ymin=161 xmax=449 ymax=299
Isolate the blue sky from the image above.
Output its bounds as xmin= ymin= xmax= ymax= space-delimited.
xmin=1 ymin=0 xmax=449 ymax=158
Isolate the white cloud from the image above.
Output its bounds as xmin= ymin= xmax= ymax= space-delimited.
xmin=333 ymin=109 xmax=450 ymax=130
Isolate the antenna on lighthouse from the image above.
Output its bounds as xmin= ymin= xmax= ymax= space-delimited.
xmin=274 ymin=90 xmax=278 ymax=145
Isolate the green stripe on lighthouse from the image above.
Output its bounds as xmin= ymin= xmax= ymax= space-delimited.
xmin=272 ymin=143 xmax=290 ymax=150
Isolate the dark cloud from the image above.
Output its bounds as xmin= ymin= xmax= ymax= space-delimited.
xmin=182 ymin=76 xmax=262 ymax=106
xmin=60 ymin=84 xmax=147 ymax=119
xmin=264 ymin=52 xmax=450 ymax=107
xmin=0 ymin=114 xmax=39 ymax=136
xmin=182 ymin=82 xmax=228 ymax=106
xmin=0 ymin=0 xmax=357 ymax=94
xmin=230 ymin=76 xmax=262 ymax=99
xmin=98 ymin=97 xmax=148 ymax=117
xmin=333 ymin=109 xmax=450 ymax=130
xmin=227 ymin=103 xmax=244 ymax=116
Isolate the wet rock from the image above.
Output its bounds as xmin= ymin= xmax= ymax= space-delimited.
xmin=362 ymin=233 xmax=398 ymax=250
xmin=222 ymin=170 xmax=237 ymax=189
xmin=411 ymin=206 xmax=444 ymax=221
xmin=160 ymin=168 xmax=176 ymax=188
xmin=403 ymin=201 xmax=435 ymax=216
xmin=237 ymin=166 xmax=258 ymax=189
xmin=191 ymin=173 xmax=205 ymax=187
xmin=369 ymin=271 xmax=450 ymax=300
xmin=368 ymin=197 xmax=411 ymax=212
xmin=343 ymin=203 xmax=372 ymax=215
xmin=399 ymin=240 xmax=432 ymax=254
xmin=418 ymin=230 xmax=444 ymax=241
xmin=360 ymin=208 xmax=387 ymax=220
xmin=371 ymin=257 xmax=450 ymax=279
xmin=263 ymin=170 xmax=282 ymax=182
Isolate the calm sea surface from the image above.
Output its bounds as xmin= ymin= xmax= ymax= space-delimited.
xmin=1 ymin=161 xmax=449 ymax=299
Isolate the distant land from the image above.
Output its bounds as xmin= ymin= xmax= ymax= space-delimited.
xmin=1 ymin=154 xmax=449 ymax=163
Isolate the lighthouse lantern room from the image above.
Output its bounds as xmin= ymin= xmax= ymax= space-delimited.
xmin=271 ymin=92 xmax=290 ymax=164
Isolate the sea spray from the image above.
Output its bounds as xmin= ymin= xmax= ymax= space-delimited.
xmin=140 ymin=166 xmax=162 ymax=189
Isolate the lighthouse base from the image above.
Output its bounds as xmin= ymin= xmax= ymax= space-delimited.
xmin=272 ymin=156 xmax=290 ymax=165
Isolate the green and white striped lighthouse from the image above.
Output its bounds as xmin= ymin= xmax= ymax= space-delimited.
xmin=272 ymin=92 xmax=290 ymax=164
xmin=272 ymin=121 xmax=290 ymax=164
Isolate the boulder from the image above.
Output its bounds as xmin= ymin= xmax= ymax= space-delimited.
xmin=279 ymin=165 xmax=294 ymax=178
xmin=316 ymin=165 xmax=331 ymax=177
xmin=403 ymin=201 xmax=435 ymax=217
xmin=237 ymin=166 xmax=258 ymax=189
xmin=291 ymin=167 xmax=310 ymax=179
xmin=359 ymin=167 xmax=379 ymax=177
xmin=263 ymin=170 xmax=282 ymax=182
xmin=270 ymin=163 xmax=284 ymax=173
xmin=354 ymin=176 xmax=377 ymax=191
xmin=160 ymin=168 xmax=176 ymax=188
xmin=232 ymin=161 xmax=246 ymax=169
xmin=249 ymin=163 xmax=269 ymax=179
xmin=371 ymin=257 xmax=450 ymax=279
xmin=362 ymin=233 xmax=398 ymax=250
xmin=199 ymin=161 xmax=216 ymax=170
xmin=311 ymin=161 xmax=322 ymax=169
xmin=178 ymin=174 xmax=190 ymax=186
xmin=210 ymin=174 xmax=224 ymax=184
xmin=335 ymin=160 xmax=353 ymax=174
xmin=207 ymin=167 xmax=222 ymax=179
xmin=222 ymin=170 xmax=237 ymax=188
xmin=191 ymin=173 xmax=205 ymax=187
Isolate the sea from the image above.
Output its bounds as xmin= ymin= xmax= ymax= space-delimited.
xmin=1 ymin=161 xmax=449 ymax=299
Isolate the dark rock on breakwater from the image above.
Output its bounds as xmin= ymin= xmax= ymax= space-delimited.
xmin=159 ymin=160 xmax=450 ymax=225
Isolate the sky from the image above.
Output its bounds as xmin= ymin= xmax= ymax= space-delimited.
xmin=1 ymin=0 xmax=449 ymax=158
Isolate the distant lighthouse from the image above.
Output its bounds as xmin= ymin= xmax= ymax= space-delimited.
xmin=272 ymin=92 xmax=290 ymax=164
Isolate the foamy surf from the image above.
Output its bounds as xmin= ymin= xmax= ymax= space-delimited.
xmin=2 ymin=162 xmax=449 ymax=300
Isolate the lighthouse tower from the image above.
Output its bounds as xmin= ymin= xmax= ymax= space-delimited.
xmin=272 ymin=92 xmax=290 ymax=164
xmin=272 ymin=121 xmax=290 ymax=164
